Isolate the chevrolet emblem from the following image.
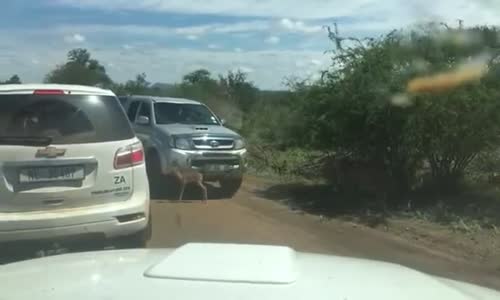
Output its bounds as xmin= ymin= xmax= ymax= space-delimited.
xmin=36 ymin=147 xmax=66 ymax=158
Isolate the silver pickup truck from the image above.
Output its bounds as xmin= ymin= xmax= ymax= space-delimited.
xmin=120 ymin=96 xmax=247 ymax=197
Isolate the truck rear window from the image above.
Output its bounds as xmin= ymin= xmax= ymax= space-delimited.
xmin=0 ymin=94 xmax=134 ymax=144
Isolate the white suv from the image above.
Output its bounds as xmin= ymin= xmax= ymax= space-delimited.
xmin=0 ymin=84 xmax=150 ymax=248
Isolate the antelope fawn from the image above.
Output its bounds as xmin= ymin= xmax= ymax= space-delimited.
xmin=171 ymin=168 xmax=208 ymax=202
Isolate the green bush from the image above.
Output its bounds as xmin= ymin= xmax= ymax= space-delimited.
xmin=291 ymin=25 xmax=500 ymax=197
xmin=247 ymin=146 xmax=322 ymax=180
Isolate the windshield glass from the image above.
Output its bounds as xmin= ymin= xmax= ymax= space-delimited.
xmin=154 ymin=102 xmax=220 ymax=125
xmin=3 ymin=0 xmax=500 ymax=295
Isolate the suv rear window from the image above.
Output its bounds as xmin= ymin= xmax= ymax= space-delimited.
xmin=0 ymin=94 xmax=134 ymax=144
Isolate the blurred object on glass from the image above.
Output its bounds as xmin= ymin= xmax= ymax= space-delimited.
xmin=407 ymin=53 xmax=490 ymax=94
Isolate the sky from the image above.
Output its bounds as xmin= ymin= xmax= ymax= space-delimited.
xmin=1 ymin=0 xmax=500 ymax=89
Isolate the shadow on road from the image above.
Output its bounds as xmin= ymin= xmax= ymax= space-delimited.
xmin=0 ymin=239 xmax=111 ymax=265
xmin=257 ymin=179 xmax=500 ymax=231
xmin=151 ymin=179 xmax=227 ymax=202
xmin=256 ymin=182 xmax=389 ymax=228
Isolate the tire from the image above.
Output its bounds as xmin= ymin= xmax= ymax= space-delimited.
xmin=219 ymin=177 xmax=243 ymax=198
xmin=146 ymin=151 xmax=163 ymax=198
xmin=116 ymin=217 xmax=152 ymax=249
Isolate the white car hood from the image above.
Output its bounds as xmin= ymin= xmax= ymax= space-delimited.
xmin=0 ymin=243 xmax=498 ymax=300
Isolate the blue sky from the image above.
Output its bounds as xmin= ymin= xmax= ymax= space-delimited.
xmin=1 ymin=0 xmax=498 ymax=89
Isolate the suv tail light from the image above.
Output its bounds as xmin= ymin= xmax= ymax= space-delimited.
xmin=33 ymin=89 xmax=65 ymax=95
xmin=114 ymin=142 xmax=144 ymax=169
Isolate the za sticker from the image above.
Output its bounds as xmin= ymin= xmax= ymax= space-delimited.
xmin=114 ymin=176 xmax=126 ymax=185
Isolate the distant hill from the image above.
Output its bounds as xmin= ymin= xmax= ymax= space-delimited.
xmin=149 ymin=82 xmax=180 ymax=96
xmin=258 ymin=90 xmax=292 ymax=103
xmin=150 ymin=82 xmax=290 ymax=102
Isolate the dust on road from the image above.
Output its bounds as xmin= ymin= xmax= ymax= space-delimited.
xmin=149 ymin=176 xmax=500 ymax=290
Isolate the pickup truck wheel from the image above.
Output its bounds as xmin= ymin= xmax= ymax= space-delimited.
xmin=219 ymin=177 xmax=243 ymax=198
xmin=146 ymin=151 xmax=163 ymax=198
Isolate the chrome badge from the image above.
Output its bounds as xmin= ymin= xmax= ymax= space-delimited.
xmin=210 ymin=140 xmax=220 ymax=148
xmin=36 ymin=146 xmax=66 ymax=158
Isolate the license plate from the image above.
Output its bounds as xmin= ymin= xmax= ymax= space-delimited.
xmin=205 ymin=164 xmax=231 ymax=172
xmin=19 ymin=165 xmax=85 ymax=183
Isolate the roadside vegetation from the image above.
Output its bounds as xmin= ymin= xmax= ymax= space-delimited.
xmin=4 ymin=22 xmax=500 ymax=232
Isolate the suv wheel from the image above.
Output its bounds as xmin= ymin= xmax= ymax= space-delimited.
xmin=219 ymin=177 xmax=243 ymax=198
xmin=146 ymin=151 xmax=164 ymax=198
xmin=115 ymin=217 xmax=152 ymax=249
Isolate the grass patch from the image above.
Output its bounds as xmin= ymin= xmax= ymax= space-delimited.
xmin=248 ymin=147 xmax=500 ymax=233
xmin=257 ymin=178 xmax=500 ymax=233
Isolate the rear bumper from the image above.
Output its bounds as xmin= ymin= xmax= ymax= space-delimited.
xmin=0 ymin=194 xmax=149 ymax=243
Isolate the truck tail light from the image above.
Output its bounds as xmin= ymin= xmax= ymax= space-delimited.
xmin=114 ymin=142 xmax=144 ymax=169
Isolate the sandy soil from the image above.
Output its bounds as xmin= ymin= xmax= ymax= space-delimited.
xmin=148 ymin=175 xmax=500 ymax=290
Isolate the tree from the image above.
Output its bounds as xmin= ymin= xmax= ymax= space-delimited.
xmin=179 ymin=69 xmax=221 ymax=103
xmin=45 ymin=48 xmax=112 ymax=87
xmin=296 ymin=23 xmax=500 ymax=196
xmin=219 ymin=70 xmax=258 ymax=112
xmin=68 ymin=48 xmax=91 ymax=65
xmin=0 ymin=74 xmax=21 ymax=84
xmin=182 ymin=69 xmax=212 ymax=85
xmin=123 ymin=73 xmax=150 ymax=95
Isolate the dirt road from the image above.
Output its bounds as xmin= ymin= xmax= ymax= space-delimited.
xmin=1 ymin=176 xmax=499 ymax=290
xmin=149 ymin=176 xmax=500 ymax=290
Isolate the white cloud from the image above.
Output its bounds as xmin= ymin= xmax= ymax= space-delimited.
xmin=208 ymin=44 xmax=220 ymax=49
xmin=55 ymin=0 xmax=372 ymax=19
xmin=0 ymin=23 xmax=333 ymax=90
xmin=174 ymin=25 xmax=208 ymax=35
xmin=279 ymin=18 xmax=322 ymax=34
xmin=53 ymin=0 xmax=420 ymax=20
xmin=49 ymin=21 xmax=271 ymax=38
xmin=295 ymin=60 xmax=305 ymax=67
xmin=213 ymin=21 xmax=269 ymax=33
xmin=310 ymin=59 xmax=321 ymax=66
xmin=0 ymin=37 xmax=329 ymax=89
xmin=236 ymin=66 xmax=254 ymax=73
xmin=266 ymin=36 xmax=280 ymax=44
xmin=100 ymin=48 xmax=328 ymax=89
xmin=24 ymin=18 xmax=393 ymax=47
xmin=55 ymin=0 xmax=500 ymax=31
xmin=64 ymin=33 xmax=86 ymax=43
xmin=31 ymin=58 xmax=40 ymax=65
xmin=172 ymin=20 xmax=269 ymax=35
xmin=295 ymin=58 xmax=324 ymax=68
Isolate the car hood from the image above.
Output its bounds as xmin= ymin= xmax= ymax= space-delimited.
xmin=157 ymin=124 xmax=240 ymax=138
xmin=1 ymin=243 xmax=498 ymax=300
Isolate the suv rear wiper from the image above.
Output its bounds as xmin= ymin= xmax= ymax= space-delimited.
xmin=0 ymin=136 xmax=52 ymax=146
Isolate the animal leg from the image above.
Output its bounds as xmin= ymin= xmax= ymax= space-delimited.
xmin=179 ymin=183 xmax=185 ymax=201
xmin=199 ymin=183 xmax=208 ymax=202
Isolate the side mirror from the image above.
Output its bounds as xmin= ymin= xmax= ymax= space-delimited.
xmin=136 ymin=116 xmax=150 ymax=125
xmin=220 ymin=118 xmax=226 ymax=126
